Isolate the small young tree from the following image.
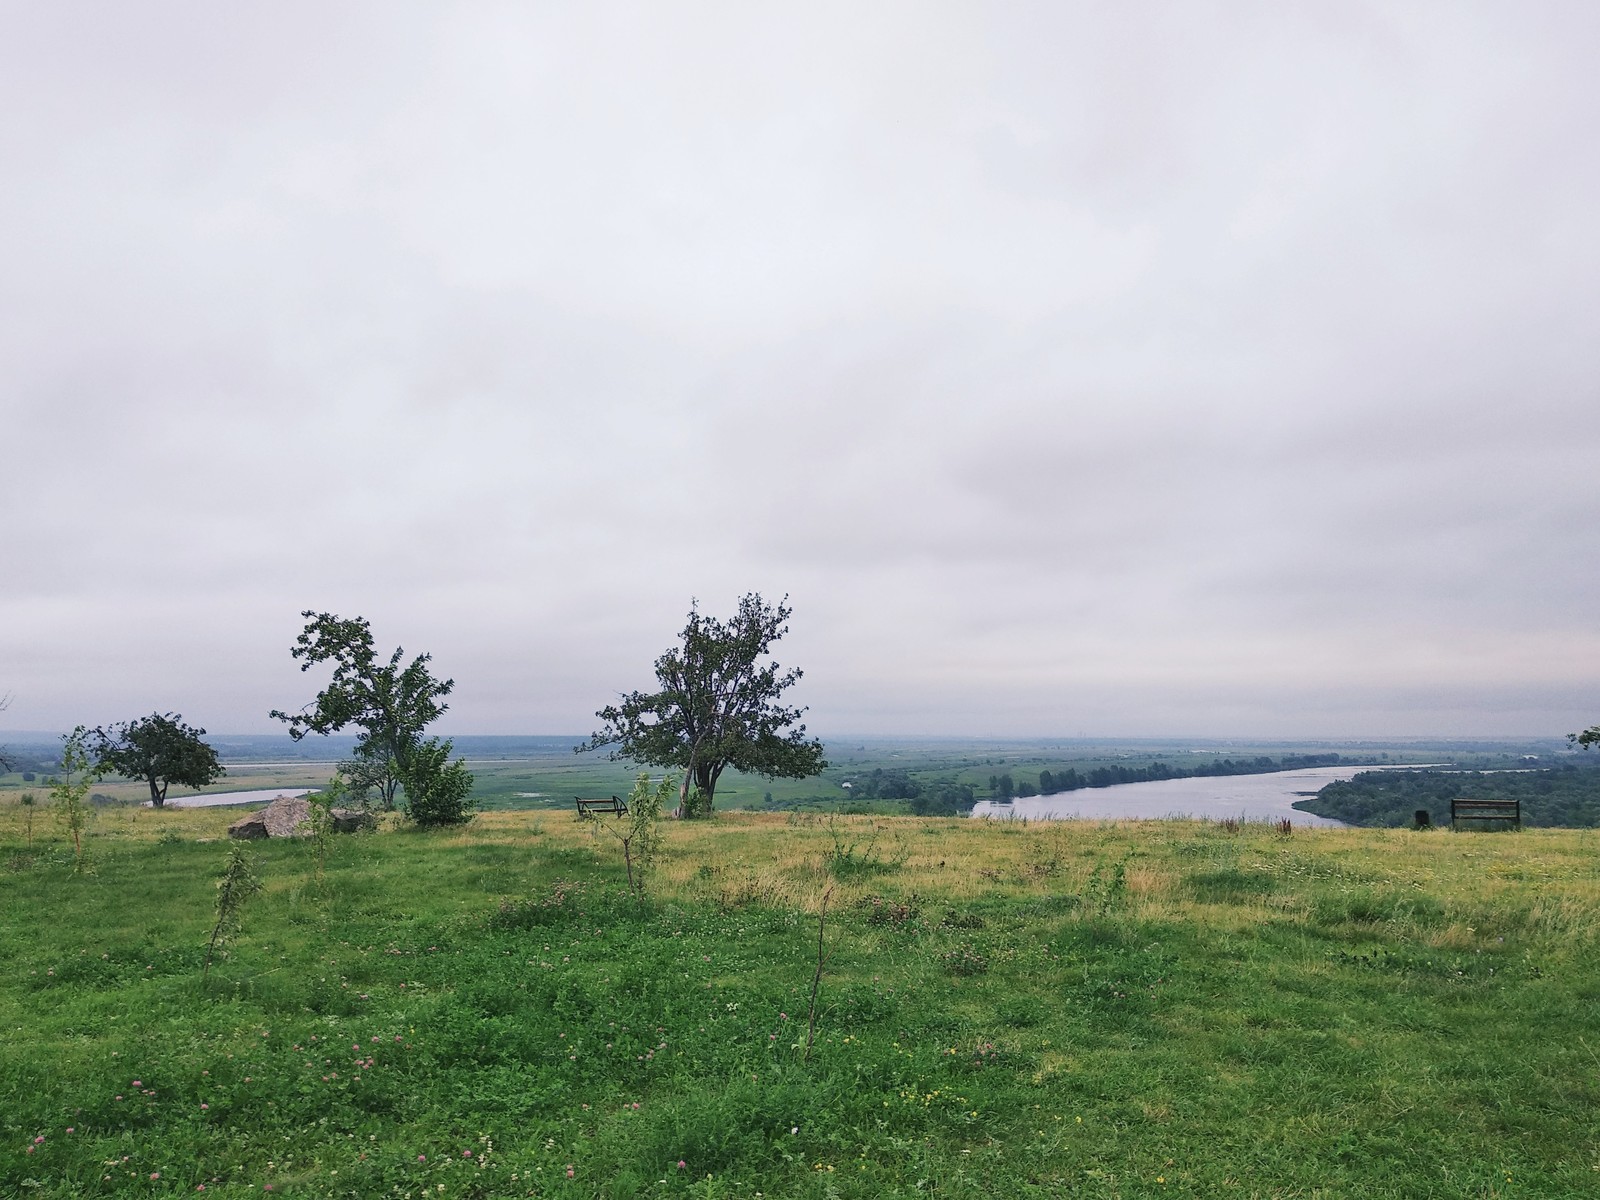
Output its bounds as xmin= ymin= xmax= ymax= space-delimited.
xmin=204 ymin=844 xmax=262 ymax=984
xmin=305 ymin=776 xmax=342 ymax=891
xmin=0 ymin=691 xmax=14 ymax=773
xmin=20 ymin=792 xmax=36 ymax=847
xmin=589 ymin=772 xmax=671 ymax=896
xmin=52 ymin=727 xmax=95 ymax=874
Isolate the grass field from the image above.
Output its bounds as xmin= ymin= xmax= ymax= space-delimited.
xmin=2 ymin=797 xmax=1598 ymax=1198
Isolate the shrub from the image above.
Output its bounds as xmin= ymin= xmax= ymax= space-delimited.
xmin=402 ymin=737 xmax=476 ymax=827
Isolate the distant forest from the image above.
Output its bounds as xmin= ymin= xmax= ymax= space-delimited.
xmin=841 ymin=753 xmax=1354 ymax=817
xmin=1298 ymin=766 xmax=1600 ymax=828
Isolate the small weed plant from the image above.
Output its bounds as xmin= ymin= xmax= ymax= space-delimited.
xmin=1083 ymin=853 xmax=1130 ymax=916
xmin=823 ymin=815 xmax=906 ymax=879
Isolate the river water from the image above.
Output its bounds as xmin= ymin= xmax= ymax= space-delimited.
xmin=967 ymin=765 xmax=1390 ymax=827
xmin=157 ymin=788 xmax=317 ymax=809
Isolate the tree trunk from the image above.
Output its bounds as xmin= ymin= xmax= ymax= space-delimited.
xmin=696 ymin=762 xmax=717 ymax=813
xmin=149 ymin=777 xmax=165 ymax=807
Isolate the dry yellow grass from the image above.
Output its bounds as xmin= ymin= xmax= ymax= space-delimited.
xmin=6 ymin=797 xmax=1598 ymax=944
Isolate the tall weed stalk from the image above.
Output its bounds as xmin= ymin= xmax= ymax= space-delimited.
xmin=205 ymin=844 xmax=262 ymax=984
xmin=1085 ymin=854 xmax=1130 ymax=917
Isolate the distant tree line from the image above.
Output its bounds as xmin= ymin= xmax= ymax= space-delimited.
xmin=909 ymin=781 xmax=977 ymax=816
xmin=844 ymin=767 xmax=924 ymax=800
xmin=1301 ymin=765 xmax=1600 ymax=828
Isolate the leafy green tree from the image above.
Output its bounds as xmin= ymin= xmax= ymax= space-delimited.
xmin=1572 ymin=725 xmax=1600 ymax=750
xmin=269 ymin=611 xmax=472 ymax=821
xmin=583 ymin=593 xmax=827 ymax=816
xmin=89 ymin=712 xmax=225 ymax=807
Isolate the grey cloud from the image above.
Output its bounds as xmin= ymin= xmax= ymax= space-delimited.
xmin=3 ymin=3 xmax=1598 ymax=739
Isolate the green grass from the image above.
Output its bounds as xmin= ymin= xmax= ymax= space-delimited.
xmin=2 ymin=801 xmax=1598 ymax=1198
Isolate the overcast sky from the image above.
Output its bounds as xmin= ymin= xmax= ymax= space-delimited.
xmin=4 ymin=2 xmax=1598 ymax=741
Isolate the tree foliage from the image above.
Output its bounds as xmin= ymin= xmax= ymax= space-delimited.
xmin=336 ymin=749 xmax=401 ymax=812
xmin=1302 ymin=765 xmax=1600 ymax=828
xmin=583 ymin=593 xmax=826 ymax=815
xmin=89 ymin=712 xmax=224 ymax=807
xmin=1572 ymin=726 xmax=1600 ymax=751
xmin=269 ymin=611 xmax=473 ymax=825
xmin=398 ymin=735 xmax=476 ymax=827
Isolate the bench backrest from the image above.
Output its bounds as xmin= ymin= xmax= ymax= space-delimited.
xmin=1450 ymin=798 xmax=1520 ymax=829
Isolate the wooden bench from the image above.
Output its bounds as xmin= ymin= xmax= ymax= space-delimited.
xmin=1450 ymin=798 xmax=1520 ymax=830
xmin=574 ymin=795 xmax=628 ymax=818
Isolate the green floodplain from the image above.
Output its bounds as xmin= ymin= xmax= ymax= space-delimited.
xmin=3 ymin=735 xmax=1599 ymax=1198
xmin=7 ymin=732 xmax=1590 ymax=819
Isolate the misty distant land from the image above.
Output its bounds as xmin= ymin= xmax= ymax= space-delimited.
xmin=4 ymin=731 xmax=1593 ymax=828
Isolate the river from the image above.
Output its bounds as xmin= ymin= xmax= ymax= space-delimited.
xmin=158 ymin=788 xmax=317 ymax=809
xmin=967 ymin=765 xmax=1398 ymax=827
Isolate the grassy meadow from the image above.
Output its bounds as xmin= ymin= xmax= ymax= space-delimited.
xmin=2 ymin=797 xmax=1598 ymax=1198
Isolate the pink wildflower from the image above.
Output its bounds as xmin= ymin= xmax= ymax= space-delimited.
xmin=677 ymin=1159 xmax=687 ymax=1170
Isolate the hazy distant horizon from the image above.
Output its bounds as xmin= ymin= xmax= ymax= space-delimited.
xmin=1 ymin=728 xmax=1584 ymax=749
